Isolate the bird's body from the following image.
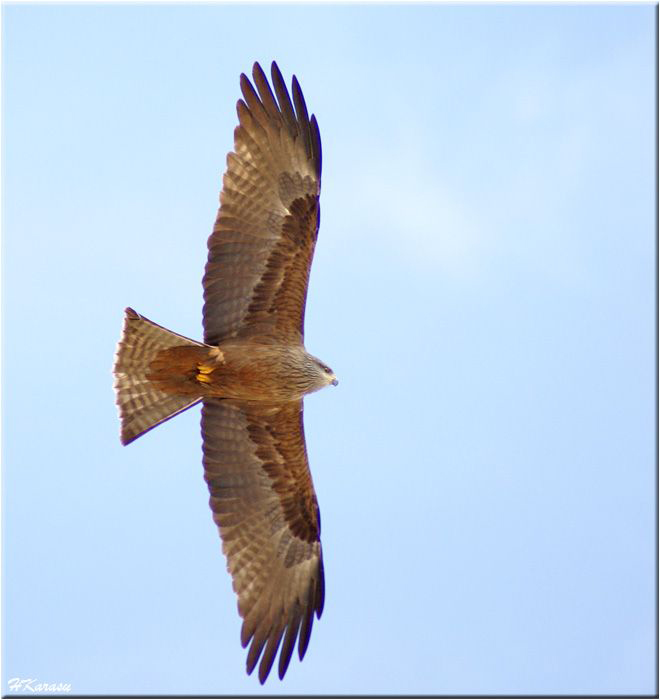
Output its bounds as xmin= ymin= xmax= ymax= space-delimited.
xmin=113 ymin=62 xmax=334 ymax=684
xmin=146 ymin=336 xmax=335 ymax=402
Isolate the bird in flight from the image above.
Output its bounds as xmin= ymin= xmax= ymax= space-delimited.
xmin=113 ymin=61 xmax=335 ymax=684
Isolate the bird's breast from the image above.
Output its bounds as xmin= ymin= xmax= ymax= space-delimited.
xmin=200 ymin=342 xmax=309 ymax=402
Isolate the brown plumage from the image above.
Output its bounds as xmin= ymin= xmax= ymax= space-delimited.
xmin=112 ymin=62 xmax=336 ymax=684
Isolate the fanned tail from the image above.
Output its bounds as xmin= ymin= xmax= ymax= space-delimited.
xmin=113 ymin=308 xmax=204 ymax=445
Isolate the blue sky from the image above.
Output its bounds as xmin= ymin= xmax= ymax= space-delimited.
xmin=2 ymin=3 xmax=656 ymax=695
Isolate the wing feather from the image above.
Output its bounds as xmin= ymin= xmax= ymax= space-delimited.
xmin=258 ymin=624 xmax=285 ymax=684
xmin=201 ymin=398 xmax=324 ymax=683
xmin=270 ymin=61 xmax=299 ymax=134
xmin=203 ymin=62 xmax=321 ymax=346
xmin=310 ymin=115 xmax=322 ymax=179
xmin=278 ymin=605 xmax=301 ymax=679
xmin=240 ymin=73 xmax=271 ymax=131
xmin=252 ymin=62 xmax=282 ymax=121
xmin=292 ymin=76 xmax=312 ymax=160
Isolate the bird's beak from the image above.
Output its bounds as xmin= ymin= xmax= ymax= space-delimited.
xmin=331 ymin=378 xmax=338 ymax=386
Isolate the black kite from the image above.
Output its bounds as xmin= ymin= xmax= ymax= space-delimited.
xmin=113 ymin=62 xmax=336 ymax=684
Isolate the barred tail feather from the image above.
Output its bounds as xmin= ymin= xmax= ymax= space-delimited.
xmin=113 ymin=308 xmax=204 ymax=445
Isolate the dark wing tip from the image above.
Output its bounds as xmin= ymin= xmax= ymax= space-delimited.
xmin=246 ymin=628 xmax=268 ymax=678
xmin=241 ymin=565 xmax=323 ymax=683
xmin=239 ymin=61 xmax=321 ymax=179
xmin=298 ymin=589 xmax=315 ymax=661
xmin=257 ymin=626 xmax=285 ymax=684
xmin=270 ymin=60 xmax=297 ymax=133
xmin=316 ymin=556 xmax=326 ymax=618
xmin=236 ymin=97 xmax=248 ymax=120
xmin=277 ymin=610 xmax=302 ymax=680
xmin=291 ymin=76 xmax=308 ymax=123
xmin=239 ymin=73 xmax=253 ymax=101
xmin=309 ymin=114 xmax=322 ymax=179
xmin=270 ymin=59 xmax=281 ymax=79
xmin=291 ymin=75 xmax=313 ymax=160
xmin=252 ymin=61 xmax=268 ymax=87
xmin=252 ymin=61 xmax=281 ymax=120
xmin=244 ymin=613 xmax=301 ymax=683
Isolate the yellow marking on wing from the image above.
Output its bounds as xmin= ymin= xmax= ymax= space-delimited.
xmin=197 ymin=364 xmax=215 ymax=374
xmin=197 ymin=373 xmax=212 ymax=383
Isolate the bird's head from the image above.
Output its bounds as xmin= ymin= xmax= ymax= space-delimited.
xmin=319 ymin=361 xmax=339 ymax=388
xmin=303 ymin=352 xmax=338 ymax=392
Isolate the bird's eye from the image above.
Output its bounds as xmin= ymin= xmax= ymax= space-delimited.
xmin=323 ymin=366 xmax=332 ymax=374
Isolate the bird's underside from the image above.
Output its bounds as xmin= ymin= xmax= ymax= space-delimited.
xmin=146 ymin=337 xmax=330 ymax=403
xmin=113 ymin=62 xmax=335 ymax=684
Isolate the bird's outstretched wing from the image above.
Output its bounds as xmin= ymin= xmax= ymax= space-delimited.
xmin=203 ymin=61 xmax=322 ymax=346
xmin=201 ymin=398 xmax=324 ymax=683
